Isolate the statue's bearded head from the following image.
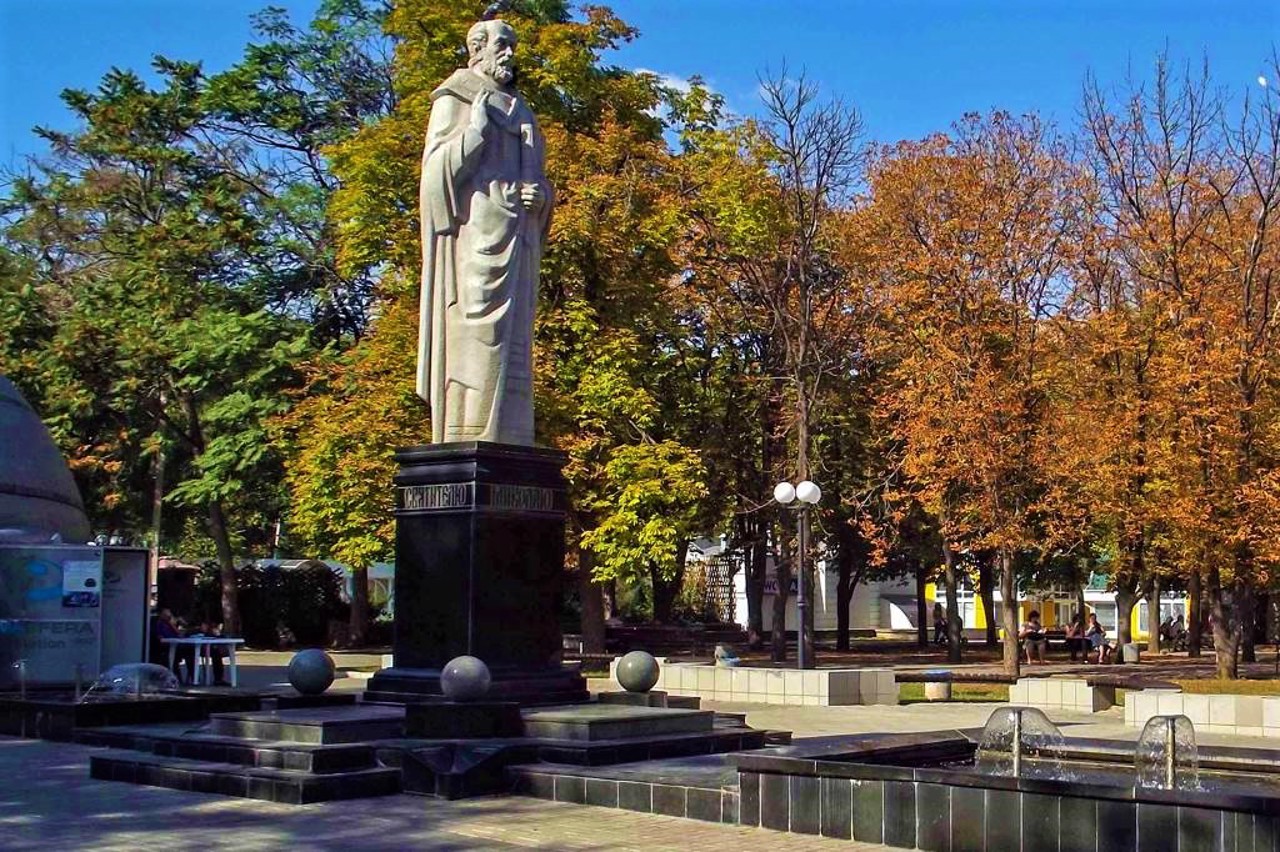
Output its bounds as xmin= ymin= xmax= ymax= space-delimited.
xmin=467 ymin=20 xmax=518 ymax=86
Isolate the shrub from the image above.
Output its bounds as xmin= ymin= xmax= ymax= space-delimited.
xmin=193 ymin=561 xmax=349 ymax=648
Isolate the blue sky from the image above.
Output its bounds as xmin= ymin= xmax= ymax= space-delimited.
xmin=2 ymin=1 xmax=1276 ymax=167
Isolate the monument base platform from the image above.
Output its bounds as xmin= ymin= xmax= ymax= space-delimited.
xmin=364 ymin=666 xmax=588 ymax=707
xmin=404 ymin=701 xmax=523 ymax=738
xmin=521 ymin=704 xmax=714 ymax=741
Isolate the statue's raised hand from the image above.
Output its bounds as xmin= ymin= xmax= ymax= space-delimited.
xmin=470 ymin=91 xmax=491 ymax=133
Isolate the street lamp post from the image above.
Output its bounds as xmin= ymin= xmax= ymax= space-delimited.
xmin=774 ymin=479 xmax=822 ymax=669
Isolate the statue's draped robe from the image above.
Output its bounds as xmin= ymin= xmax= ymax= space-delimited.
xmin=417 ymin=68 xmax=552 ymax=445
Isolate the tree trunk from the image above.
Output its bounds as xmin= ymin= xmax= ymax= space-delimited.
xmin=578 ymin=547 xmax=606 ymax=654
xmin=915 ymin=559 xmax=928 ymax=648
xmin=978 ymin=558 xmax=997 ymax=647
xmin=181 ymin=393 xmax=239 ymax=637
xmin=651 ymin=558 xmax=685 ymax=625
xmin=348 ymin=566 xmax=369 ymax=647
xmin=942 ymin=545 xmax=962 ymax=664
xmin=771 ymin=524 xmax=791 ymax=663
xmin=836 ymin=522 xmax=854 ymax=651
xmin=999 ymin=546 xmax=1020 ymax=677
xmin=1146 ymin=575 xmax=1160 ymax=656
xmin=1240 ymin=581 xmax=1257 ymax=664
xmin=1188 ymin=568 xmax=1203 ymax=657
xmin=206 ymin=499 xmax=241 ymax=637
xmin=1208 ymin=563 xmax=1239 ymax=679
xmin=1115 ymin=588 xmax=1138 ymax=650
xmin=747 ymin=530 xmax=766 ymax=650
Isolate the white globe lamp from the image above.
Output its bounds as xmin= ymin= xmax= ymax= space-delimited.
xmin=796 ymin=480 xmax=822 ymax=504
xmin=773 ymin=481 xmax=796 ymax=504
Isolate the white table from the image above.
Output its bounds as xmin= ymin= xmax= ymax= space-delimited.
xmin=161 ymin=637 xmax=245 ymax=687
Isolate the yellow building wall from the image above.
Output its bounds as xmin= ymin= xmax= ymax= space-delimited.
xmin=926 ymin=582 xmax=1172 ymax=640
xmin=925 ymin=581 xmax=990 ymax=629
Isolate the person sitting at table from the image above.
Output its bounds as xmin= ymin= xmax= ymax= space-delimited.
xmin=1020 ymin=610 xmax=1048 ymax=664
xmin=194 ymin=619 xmax=228 ymax=686
xmin=152 ymin=608 xmax=196 ymax=685
xmin=1064 ymin=611 xmax=1088 ymax=661
xmin=1086 ymin=613 xmax=1113 ymax=664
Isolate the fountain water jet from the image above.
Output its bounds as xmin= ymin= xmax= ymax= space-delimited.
xmin=975 ymin=706 xmax=1067 ymax=779
xmin=1135 ymin=714 xmax=1199 ymax=791
xmin=79 ymin=663 xmax=180 ymax=704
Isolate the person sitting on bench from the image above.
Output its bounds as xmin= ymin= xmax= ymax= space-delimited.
xmin=151 ymin=608 xmax=196 ymax=684
xmin=1020 ymin=610 xmax=1048 ymax=664
xmin=193 ymin=619 xmax=228 ymax=686
xmin=1064 ymin=611 xmax=1088 ymax=661
xmin=1086 ymin=613 xmax=1113 ymax=663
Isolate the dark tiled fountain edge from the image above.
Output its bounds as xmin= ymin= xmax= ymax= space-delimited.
xmin=509 ymin=762 xmax=740 ymax=825
xmin=735 ymin=732 xmax=1280 ymax=852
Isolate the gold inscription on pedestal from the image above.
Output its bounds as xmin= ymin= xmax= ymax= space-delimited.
xmin=488 ymin=484 xmax=556 ymax=513
xmin=399 ymin=483 xmax=473 ymax=511
xmin=397 ymin=482 xmax=560 ymax=514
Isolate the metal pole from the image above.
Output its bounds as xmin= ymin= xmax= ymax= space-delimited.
xmin=797 ymin=504 xmax=809 ymax=670
xmin=1164 ymin=717 xmax=1177 ymax=789
xmin=1012 ymin=708 xmax=1023 ymax=778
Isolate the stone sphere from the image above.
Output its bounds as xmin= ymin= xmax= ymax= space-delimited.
xmin=440 ymin=655 xmax=491 ymax=701
xmin=616 ymin=651 xmax=660 ymax=693
xmin=288 ymin=649 xmax=336 ymax=695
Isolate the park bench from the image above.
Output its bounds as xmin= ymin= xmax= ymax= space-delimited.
xmin=894 ymin=670 xmax=1019 ymax=685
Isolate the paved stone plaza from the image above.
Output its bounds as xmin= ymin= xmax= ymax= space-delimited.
xmin=6 ymin=699 xmax=1277 ymax=851
xmin=5 ymin=657 xmax=1278 ymax=849
xmin=0 ymin=737 xmax=880 ymax=851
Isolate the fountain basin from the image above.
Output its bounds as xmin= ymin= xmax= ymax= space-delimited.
xmin=734 ymin=732 xmax=1280 ymax=851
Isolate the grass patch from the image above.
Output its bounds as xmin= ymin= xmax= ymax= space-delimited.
xmin=898 ymin=682 xmax=1009 ymax=703
xmin=1173 ymin=679 xmax=1280 ymax=696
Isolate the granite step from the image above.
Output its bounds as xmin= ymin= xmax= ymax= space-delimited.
xmin=76 ymin=723 xmax=380 ymax=773
xmin=521 ymin=705 xmax=715 ymax=742
xmin=90 ymin=751 xmax=400 ymax=804
xmin=208 ymin=705 xmax=405 ymax=744
xmin=152 ymin=735 xmax=376 ymax=773
xmin=533 ymin=726 xmax=768 ymax=766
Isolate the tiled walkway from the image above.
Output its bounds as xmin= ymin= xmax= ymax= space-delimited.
xmin=0 ymin=737 xmax=884 ymax=850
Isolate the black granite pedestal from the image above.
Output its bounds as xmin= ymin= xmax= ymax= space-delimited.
xmin=365 ymin=442 xmax=587 ymax=705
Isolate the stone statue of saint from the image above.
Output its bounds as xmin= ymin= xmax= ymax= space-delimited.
xmin=416 ymin=17 xmax=552 ymax=445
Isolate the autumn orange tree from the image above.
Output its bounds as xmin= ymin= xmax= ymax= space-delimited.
xmin=854 ymin=112 xmax=1076 ymax=675
xmin=1078 ymin=58 xmax=1280 ymax=677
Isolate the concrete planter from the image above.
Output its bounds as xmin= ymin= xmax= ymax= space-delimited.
xmin=924 ymin=681 xmax=952 ymax=701
xmin=608 ymin=658 xmax=897 ymax=706
xmin=1007 ymin=677 xmax=1115 ymax=712
xmin=1125 ymin=688 xmax=1280 ymax=738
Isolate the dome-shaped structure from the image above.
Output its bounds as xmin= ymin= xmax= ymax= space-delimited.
xmin=0 ymin=375 xmax=90 ymax=543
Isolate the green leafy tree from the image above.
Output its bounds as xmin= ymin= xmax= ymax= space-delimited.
xmin=2 ymin=61 xmax=314 ymax=633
